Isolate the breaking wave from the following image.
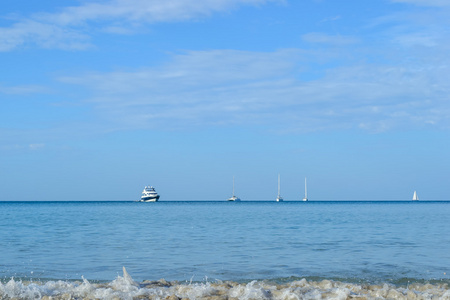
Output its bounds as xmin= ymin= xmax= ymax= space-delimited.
xmin=1 ymin=267 xmax=450 ymax=299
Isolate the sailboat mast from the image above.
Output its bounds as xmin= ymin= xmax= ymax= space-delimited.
xmin=305 ymin=177 xmax=307 ymax=198
xmin=232 ymin=176 xmax=235 ymax=197
xmin=278 ymin=174 xmax=281 ymax=197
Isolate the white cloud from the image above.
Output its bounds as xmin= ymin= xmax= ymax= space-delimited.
xmin=391 ymin=0 xmax=450 ymax=7
xmin=60 ymin=49 xmax=450 ymax=133
xmin=394 ymin=33 xmax=439 ymax=47
xmin=0 ymin=19 xmax=91 ymax=51
xmin=4 ymin=0 xmax=449 ymax=135
xmin=45 ymin=0 xmax=275 ymax=25
xmin=1 ymin=141 xmax=46 ymax=152
xmin=302 ymin=32 xmax=358 ymax=46
xmin=29 ymin=143 xmax=45 ymax=150
xmin=0 ymin=83 xmax=49 ymax=95
xmin=0 ymin=0 xmax=278 ymax=51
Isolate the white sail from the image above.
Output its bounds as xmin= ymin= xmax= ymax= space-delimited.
xmin=412 ymin=190 xmax=418 ymax=201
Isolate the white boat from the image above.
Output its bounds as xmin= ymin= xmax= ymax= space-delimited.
xmin=227 ymin=176 xmax=241 ymax=201
xmin=412 ymin=190 xmax=419 ymax=201
xmin=140 ymin=186 xmax=160 ymax=202
xmin=276 ymin=174 xmax=283 ymax=202
xmin=302 ymin=177 xmax=308 ymax=201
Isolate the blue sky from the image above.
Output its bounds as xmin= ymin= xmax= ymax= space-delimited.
xmin=1 ymin=0 xmax=449 ymax=201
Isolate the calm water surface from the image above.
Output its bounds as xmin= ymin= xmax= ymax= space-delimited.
xmin=1 ymin=201 xmax=449 ymax=283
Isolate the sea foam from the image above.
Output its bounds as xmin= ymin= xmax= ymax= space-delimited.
xmin=1 ymin=268 xmax=450 ymax=299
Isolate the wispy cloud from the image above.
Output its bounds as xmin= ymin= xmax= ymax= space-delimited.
xmin=4 ymin=0 xmax=450 ymax=135
xmin=0 ymin=19 xmax=92 ymax=51
xmin=60 ymin=49 xmax=303 ymax=128
xmin=391 ymin=0 xmax=450 ymax=7
xmin=302 ymin=32 xmax=358 ymax=46
xmin=0 ymin=0 xmax=278 ymax=51
xmin=29 ymin=143 xmax=45 ymax=150
xmin=0 ymin=83 xmax=50 ymax=95
xmin=44 ymin=0 xmax=276 ymax=25
xmin=60 ymin=47 xmax=450 ymax=133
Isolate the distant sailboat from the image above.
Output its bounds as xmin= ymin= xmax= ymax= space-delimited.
xmin=276 ymin=174 xmax=283 ymax=202
xmin=302 ymin=177 xmax=308 ymax=201
xmin=412 ymin=190 xmax=419 ymax=201
xmin=227 ymin=176 xmax=241 ymax=201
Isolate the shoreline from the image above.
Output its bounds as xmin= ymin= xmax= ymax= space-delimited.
xmin=2 ymin=268 xmax=450 ymax=299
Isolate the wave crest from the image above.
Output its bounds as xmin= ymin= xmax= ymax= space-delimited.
xmin=1 ymin=268 xmax=450 ymax=299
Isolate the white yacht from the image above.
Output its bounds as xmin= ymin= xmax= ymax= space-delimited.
xmin=227 ymin=176 xmax=241 ymax=201
xmin=140 ymin=186 xmax=160 ymax=202
xmin=412 ymin=190 xmax=419 ymax=201
xmin=276 ymin=174 xmax=283 ymax=202
xmin=302 ymin=177 xmax=308 ymax=201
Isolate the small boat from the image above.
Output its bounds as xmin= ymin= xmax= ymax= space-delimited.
xmin=140 ymin=186 xmax=160 ymax=202
xmin=412 ymin=190 xmax=419 ymax=201
xmin=227 ymin=176 xmax=241 ymax=201
xmin=276 ymin=174 xmax=283 ymax=202
xmin=302 ymin=177 xmax=308 ymax=201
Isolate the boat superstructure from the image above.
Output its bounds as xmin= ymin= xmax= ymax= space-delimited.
xmin=227 ymin=176 xmax=241 ymax=201
xmin=140 ymin=186 xmax=160 ymax=202
xmin=412 ymin=190 xmax=419 ymax=201
xmin=302 ymin=177 xmax=308 ymax=201
xmin=276 ymin=174 xmax=283 ymax=202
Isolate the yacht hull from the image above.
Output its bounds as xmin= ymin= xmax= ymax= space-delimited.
xmin=227 ymin=196 xmax=241 ymax=201
xmin=140 ymin=196 xmax=160 ymax=202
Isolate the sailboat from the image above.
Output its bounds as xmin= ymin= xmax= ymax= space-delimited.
xmin=276 ymin=174 xmax=283 ymax=202
xmin=302 ymin=177 xmax=308 ymax=201
xmin=412 ymin=190 xmax=419 ymax=201
xmin=227 ymin=176 xmax=241 ymax=201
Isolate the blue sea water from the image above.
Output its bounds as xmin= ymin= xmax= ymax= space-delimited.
xmin=1 ymin=201 xmax=450 ymax=299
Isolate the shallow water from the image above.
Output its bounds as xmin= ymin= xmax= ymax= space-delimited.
xmin=1 ymin=201 xmax=449 ymax=298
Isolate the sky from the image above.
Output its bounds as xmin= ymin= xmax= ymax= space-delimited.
xmin=1 ymin=0 xmax=449 ymax=201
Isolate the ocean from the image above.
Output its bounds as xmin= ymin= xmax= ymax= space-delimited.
xmin=1 ymin=201 xmax=449 ymax=299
